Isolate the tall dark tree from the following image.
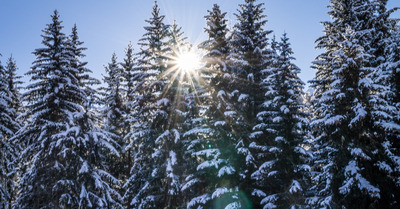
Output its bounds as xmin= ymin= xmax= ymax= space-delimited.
xmin=101 ymin=53 xmax=125 ymax=137
xmin=309 ymin=1 xmax=400 ymax=208
xmin=229 ymin=0 xmax=273 ymax=118
xmin=0 ymin=55 xmax=20 ymax=209
xmin=166 ymin=20 xmax=188 ymax=52
xmin=251 ymin=33 xmax=311 ymax=208
xmin=14 ymin=11 xmax=122 ymax=208
xmin=228 ymin=0 xmax=273 ymax=206
xmin=183 ymin=4 xmax=247 ymax=209
xmin=100 ymin=53 xmax=127 ymax=186
xmin=122 ymin=42 xmax=137 ymax=108
xmin=385 ymin=25 xmax=400 ymax=184
xmin=123 ymin=2 xmax=179 ymax=208
xmin=119 ymin=42 xmax=138 ymax=191
xmin=68 ymin=24 xmax=100 ymax=106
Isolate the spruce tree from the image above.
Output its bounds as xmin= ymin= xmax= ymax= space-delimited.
xmin=122 ymin=42 xmax=137 ymax=110
xmin=100 ymin=53 xmax=127 ymax=186
xmin=0 ymin=55 xmax=20 ymax=209
xmin=228 ymin=0 xmax=273 ymax=206
xmin=166 ymin=20 xmax=188 ymax=53
xmin=309 ymin=1 xmax=400 ymax=208
xmin=14 ymin=11 xmax=122 ymax=208
xmin=183 ymin=4 xmax=247 ymax=208
xmin=122 ymin=48 xmax=152 ymax=209
xmin=119 ymin=42 xmax=137 ymax=192
xmin=123 ymin=2 xmax=177 ymax=208
xmin=386 ymin=25 xmax=400 ymax=185
xmin=101 ymin=53 xmax=125 ymax=138
xmin=229 ymin=0 xmax=272 ymax=117
xmin=143 ymin=18 xmax=195 ymax=209
xmin=68 ymin=24 xmax=100 ymax=105
xmin=251 ymin=33 xmax=310 ymax=208
xmin=0 ymin=56 xmax=21 ymax=145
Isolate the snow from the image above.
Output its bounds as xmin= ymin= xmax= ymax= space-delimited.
xmin=238 ymin=94 xmax=249 ymax=102
xmin=267 ymin=171 xmax=278 ymax=177
xmin=272 ymin=116 xmax=282 ymax=123
xmin=252 ymin=189 xmax=266 ymax=198
xmin=181 ymin=178 xmax=199 ymax=191
xmin=350 ymin=148 xmax=371 ymax=160
xmin=212 ymin=187 xmax=229 ymax=199
xmin=350 ymin=103 xmax=367 ymax=126
xmin=187 ymin=194 xmax=210 ymax=208
xmin=324 ymin=115 xmax=345 ymax=125
xmin=183 ymin=127 xmax=211 ymax=137
xmin=218 ymin=165 xmax=235 ymax=177
xmin=260 ymin=194 xmax=277 ymax=207
xmin=79 ymin=161 xmax=89 ymax=174
xmin=217 ymin=90 xmax=226 ymax=98
xmin=169 ymin=151 xmax=177 ymax=166
xmin=224 ymin=111 xmax=237 ymax=118
xmin=225 ymin=202 xmax=241 ymax=209
xmin=289 ymin=180 xmax=302 ymax=194
xmin=340 ymin=160 xmax=381 ymax=198
xmin=259 ymin=160 xmax=276 ymax=170
xmin=156 ymin=98 xmax=169 ymax=106
xmin=172 ymin=128 xmax=180 ymax=143
xmin=197 ymin=159 xmax=224 ymax=171
xmin=4 ymin=1 xmax=400 ymax=208
xmin=280 ymin=105 xmax=290 ymax=114
xmin=195 ymin=148 xmax=220 ymax=158
xmin=214 ymin=120 xmax=226 ymax=126
xmin=250 ymin=131 xmax=263 ymax=139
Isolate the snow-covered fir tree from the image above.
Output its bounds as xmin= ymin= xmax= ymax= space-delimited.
xmin=68 ymin=24 xmax=100 ymax=105
xmin=369 ymin=1 xmax=400 ymax=191
xmin=386 ymin=24 xmax=400 ymax=184
xmin=229 ymin=0 xmax=272 ymax=117
xmin=228 ymin=0 xmax=273 ymax=206
xmin=0 ymin=55 xmax=21 ymax=209
xmin=166 ymin=20 xmax=188 ymax=53
xmin=101 ymin=53 xmax=126 ymax=138
xmin=4 ymin=56 xmax=23 ymax=120
xmin=14 ymin=10 xmax=122 ymax=208
xmin=390 ymin=27 xmax=400 ymax=126
xmin=119 ymin=42 xmax=138 ymax=192
xmin=183 ymin=4 xmax=247 ymax=209
xmin=122 ymin=42 xmax=137 ymax=116
xmin=144 ymin=18 xmax=195 ymax=209
xmin=122 ymin=47 xmax=154 ymax=209
xmin=100 ymin=53 xmax=128 ymax=186
xmin=251 ymin=33 xmax=311 ymax=208
xmin=0 ymin=55 xmax=21 ymax=142
xmin=123 ymin=2 xmax=184 ymax=208
xmin=309 ymin=1 xmax=400 ymax=208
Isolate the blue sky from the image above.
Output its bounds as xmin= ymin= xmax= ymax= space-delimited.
xmin=0 ymin=0 xmax=398 ymax=88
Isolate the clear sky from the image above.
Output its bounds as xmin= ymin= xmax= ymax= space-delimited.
xmin=0 ymin=0 xmax=398 ymax=88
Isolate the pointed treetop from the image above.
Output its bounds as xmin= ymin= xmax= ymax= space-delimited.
xmin=50 ymin=9 xmax=62 ymax=25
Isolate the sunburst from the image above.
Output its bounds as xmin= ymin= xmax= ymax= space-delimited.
xmin=162 ymin=46 xmax=204 ymax=88
xmin=157 ymin=46 xmax=205 ymax=113
xmin=173 ymin=49 xmax=201 ymax=73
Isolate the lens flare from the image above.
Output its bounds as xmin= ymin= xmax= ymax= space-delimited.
xmin=175 ymin=50 xmax=201 ymax=72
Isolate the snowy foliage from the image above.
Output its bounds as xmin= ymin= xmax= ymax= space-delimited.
xmin=251 ymin=33 xmax=310 ymax=208
xmin=2 ymin=1 xmax=400 ymax=208
xmin=309 ymin=0 xmax=400 ymax=208
xmin=13 ymin=11 xmax=122 ymax=208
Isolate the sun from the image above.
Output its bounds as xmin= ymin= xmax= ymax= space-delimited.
xmin=174 ymin=49 xmax=201 ymax=73
xmin=160 ymin=46 xmax=204 ymax=94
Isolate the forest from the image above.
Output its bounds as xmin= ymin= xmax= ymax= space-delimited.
xmin=1 ymin=0 xmax=400 ymax=208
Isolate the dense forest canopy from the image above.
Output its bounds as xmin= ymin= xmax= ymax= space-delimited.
xmin=1 ymin=0 xmax=399 ymax=208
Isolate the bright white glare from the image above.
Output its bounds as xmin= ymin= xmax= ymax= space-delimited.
xmin=175 ymin=50 xmax=201 ymax=72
